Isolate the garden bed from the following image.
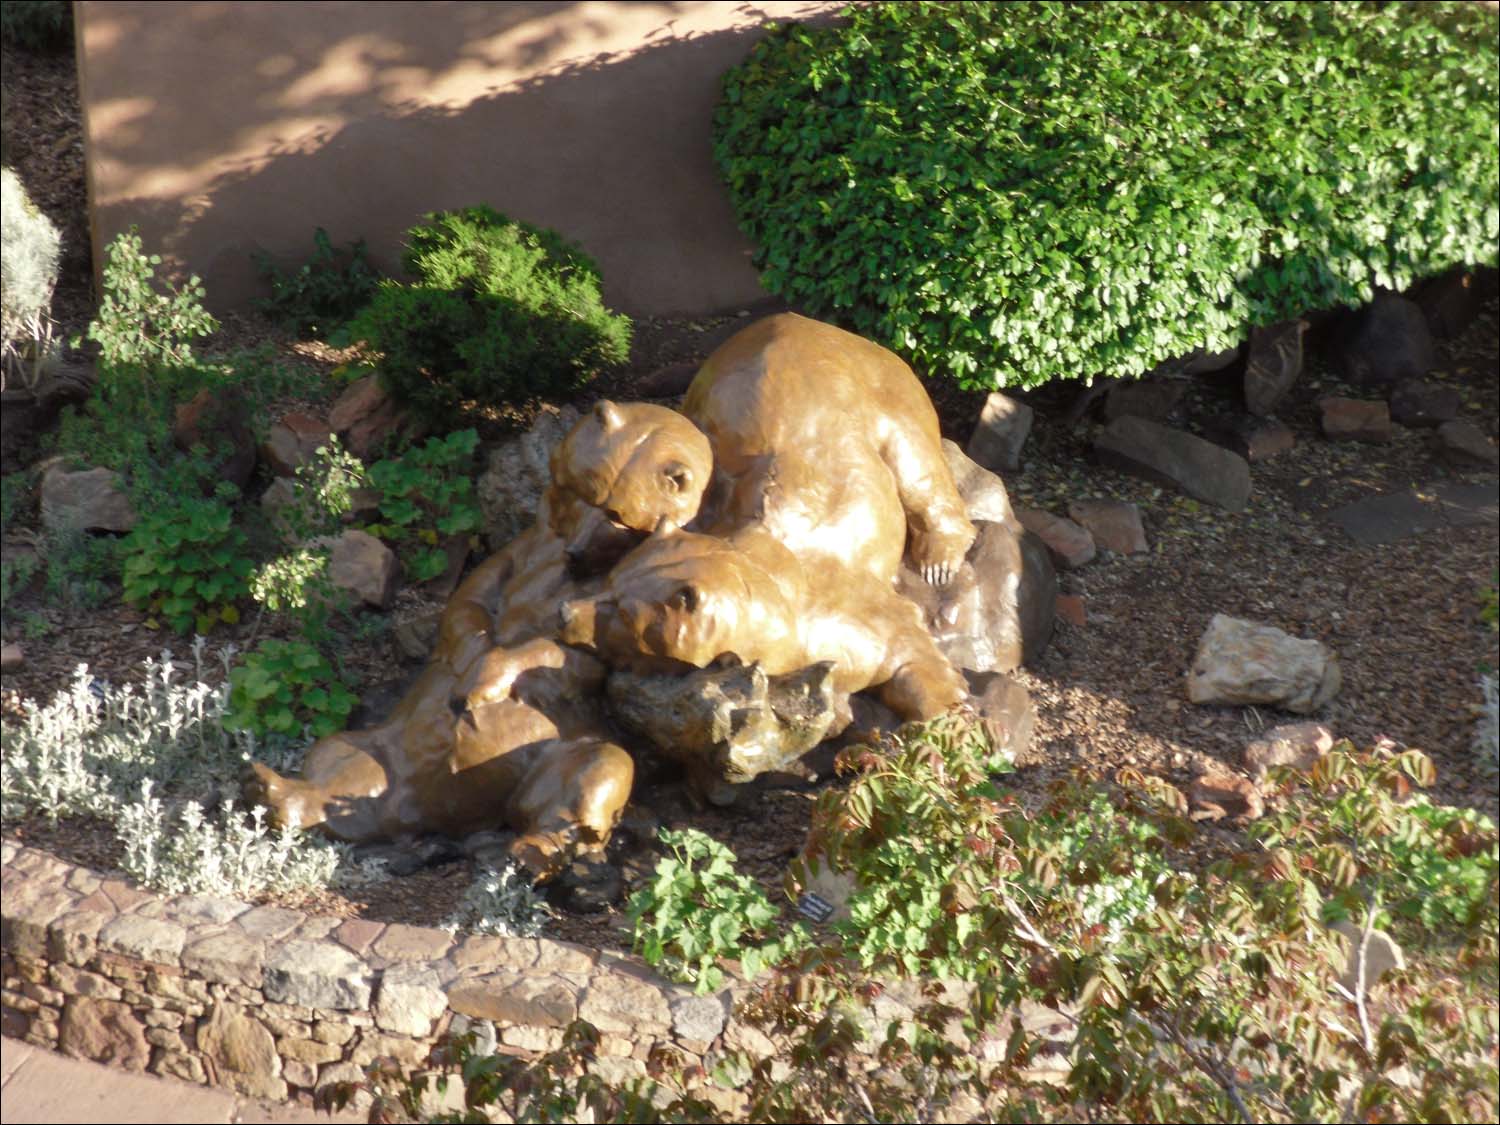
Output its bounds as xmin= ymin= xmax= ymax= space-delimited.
xmin=3 ymin=27 xmax=1498 ymax=962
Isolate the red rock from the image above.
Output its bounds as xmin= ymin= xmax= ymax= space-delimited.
xmin=1319 ymin=396 xmax=1392 ymax=443
xmin=1067 ymin=498 xmax=1147 ymax=555
xmin=260 ymin=411 xmax=332 ymax=477
xmin=1188 ymin=772 xmax=1264 ymax=823
xmin=1016 ymin=508 xmax=1095 ymax=569
xmin=1054 ymin=594 xmax=1086 ymax=627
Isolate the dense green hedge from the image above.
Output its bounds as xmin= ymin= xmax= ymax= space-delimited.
xmin=713 ymin=1 xmax=1500 ymax=389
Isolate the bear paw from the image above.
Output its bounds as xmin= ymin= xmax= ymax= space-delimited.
xmin=910 ymin=522 xmax=976 ymax=588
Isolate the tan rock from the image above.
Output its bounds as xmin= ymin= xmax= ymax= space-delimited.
xmin=447 ymin=972 xmax=579 ymax=1028
xmin=40 ymin=464 xmax=137 ymax=533
xmin=1067 ymin=498 xmax=1147 ymax=555
xmin=323 ymin=528 xmax=400 ymax=609
xmin=1187 ymin=772 xmax=1264 ymax=823
xmin=1187 ymin=614 xmax=1340 ymax=714
xmin=1016 ymin=508 xmax=1095 ymax=569
xmin=58 ymin=996 xmax=150 ymax=1070
xmin=1319 ymin=396 xmax=1392 ymax=442
xmin=1244 ymin=721 xmax=1335 ymax=780
xmin=197 ymin=1002 xmax=281 ymax=1086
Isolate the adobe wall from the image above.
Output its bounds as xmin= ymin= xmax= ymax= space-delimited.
xmin=73 ymin=1 xmax=843 ymax=318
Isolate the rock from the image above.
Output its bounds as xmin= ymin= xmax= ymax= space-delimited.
xmin=260 ymin=411 xmax=331 ymax=478
xmin=1 ymin=642 xmax=21 ymax=671
xmin=1067 ymin=499 xmax=1147 ymax=555
xmin=259 ymin=476 xmax=298 ymax=540
xmin=1093 ymin=416 xmax=1251 ymax=512
xmin=40 ymin=463 xmax=137 ymax=533
xmin=1164 ymin=344 xmax=1242 ymax=376
xmin=1103 ymin=378 xmax=1185 ymax=422
xmin=607 ymin=658 xmax=839 ymax=798
xmin=1244 ymin=721 xmax=1335 ymax=780
xmin=1187 ymin=614 xmax=1341 ymax=714
xmin=1332 ymin=293 xmax=1435 ymax=385
xmin=1319 ymin=397 xmax=1393 ymax=443
xmin=1434 ymin=420 xmax=1499 ymax=468
xmin=1329 ymin=920 xmax=1406 ymax=993
xmin=58 ymin=996 xmax=150 ymax=1070
xmin=897 ymin=519 xmax=1056 ymax=673
xmin=671 ymin=992 xmax=729 ymax=1043
xmin=1388 ymin=379 xmax=1460 ymax=428
xmin=1329 ymin=481 xmax=1497 ymax=545
xmin=1054 ymin=594 xmax=1085 ymax=627
xmin=1203 ymin=414 xmax=1297 ymax=462
xmin=476 ymin=405 xmax=580 ymax=549
xmin=449 ymin=973 xmax=580 ymax=1028
xmin=1016 ymin=508 xmax=1095 ymax=570
xmin=1409 ymin=269 xmax=1480 ymax=339
xmin=551 ymin=853 xmax=624 ymax=914
xmin=197 ymin=1002 xmax=284 ymax=1099
xmin=173 ymin=387 xmax=257 ymax=491
xmin=1243 ymin=320 xmax=1308 ymax=416
xmin=391 ymin=609 xmax=441 ymax=661
xmin=374 ymin=964 xmax=448 ymax=1038
xmin=941 ymin=439 xmax=1019 ymax=530
xmin=965 ymin=391 xmax=1033 ymax=473
xmin=263 ymin=941 xmax=373 ymax=1010
xmin=634 ymin=360 xmax=699 ymax=398
xmin=966 ymin=669 xmax=1035 ymax=763
xmin=329 ymin=375 xmax=422 ymax=459
xmin=323 ymin=528 xmax=400 ymax=608
xmin=1187 ymin=772 xmax=1264 ymax=822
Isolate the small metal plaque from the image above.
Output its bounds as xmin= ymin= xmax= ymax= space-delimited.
xmin=795 ymin=892 xmax=836 ymax=923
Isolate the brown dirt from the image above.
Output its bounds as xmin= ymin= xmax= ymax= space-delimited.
xmin=3 ymin=42 xmax=1497 ymax=957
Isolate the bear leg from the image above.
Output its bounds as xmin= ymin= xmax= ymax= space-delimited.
xmin=505 ymin=737 xmax=634 ymax=881
xmin=882 ymin=434 xmax=976 ymax=587
xmin=877 ymin=654 xmax=968 ymax=722
xmin=243 ymin=735 xmax=392 ymax=841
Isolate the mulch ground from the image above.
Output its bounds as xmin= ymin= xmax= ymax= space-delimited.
xmin=3 ymin=40 xmax=1497 ymax=956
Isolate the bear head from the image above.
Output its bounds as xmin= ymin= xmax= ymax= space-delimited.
xmin=558 ymin=528 xmax=798 ymax=675
xmin=546 ymin=401 xmax=713 ymax=577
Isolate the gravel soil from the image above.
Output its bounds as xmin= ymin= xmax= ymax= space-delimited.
xmin=3 ymin=41 xmax=1497 ymax=956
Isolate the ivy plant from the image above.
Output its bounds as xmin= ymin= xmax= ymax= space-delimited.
xmin=120 ymin=487 xmax=253 ymax=634
xmin=223 ymin=637 xmax=356 ymax=739
xmin=365 ymin=428 xmax=483 ymax=582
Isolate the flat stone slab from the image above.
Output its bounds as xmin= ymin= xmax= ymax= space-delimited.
xmin=1328 ymin=481 xmax=1499 ymax=545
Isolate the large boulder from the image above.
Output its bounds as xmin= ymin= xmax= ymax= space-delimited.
xmin=40 ymin=463 xmax=137 ymax=533
xmin=259 ymin=411 xmax=331 ymax=478
xmin=1331 ymin=293 xmax=1435 ymax=386
xmin=1388 ymin=379 xmax=1460 ymax=428
xmin=1186 ymin=614 xmax=1340 ymax=714
xmin=477 ymin=405 xmax=581 ymax=549
xmin=897 ymin=519 xmax=1056 ymax=674
xmin=1093 ymin=416 xmax=1251 ymax=512
xmin=1319 ymin=397 xmax=1393 ymax=443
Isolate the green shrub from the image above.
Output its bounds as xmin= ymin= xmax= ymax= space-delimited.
xmin=224 ymin=637 xmax=356 ymax=739
xmin=713 ymin=1 xmax=1500 ymax=389
xmin=253 ymin=228 xmax=381 ymax=339
xmin=347 ymin=205 xmax=631 ymax=418
xmin=365 ymin=428 xmax=483 ymax=582
xmin=0 ymin=1 xmax=72 ymax=52
xmin=442 ymin=861 xmax=552 ymax=938
xmin=121 ymin=487 xmax=253 ymax=634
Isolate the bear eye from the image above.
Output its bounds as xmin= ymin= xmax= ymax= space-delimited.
xmin=670 ymin=585 xmax=698 ymax=612
xmin=662 ymin=462 xmax=691 ymax=493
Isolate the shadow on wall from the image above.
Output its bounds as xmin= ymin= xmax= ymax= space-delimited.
xmin=78 ymin=1 xmax=841 ymax=316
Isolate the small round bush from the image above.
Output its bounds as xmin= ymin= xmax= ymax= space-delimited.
xmin=713 ymin=1 xmax=1499 ymax=390
xmin=349 ymin=206 xmax=631 ymax=419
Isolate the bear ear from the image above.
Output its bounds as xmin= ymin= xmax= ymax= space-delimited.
xmin=661 ymin=461 xmax=692 ymax=493
xmin=669 ymin=584 xmax=699 ymax=613
xmin=594 ymin=400 xmax=625 ymax=432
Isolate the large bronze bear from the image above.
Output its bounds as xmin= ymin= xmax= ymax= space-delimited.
xmin=247 ymin=314 xmax=994 ymax=877
xmin=549 ymin=313 xmax=976 ymax=584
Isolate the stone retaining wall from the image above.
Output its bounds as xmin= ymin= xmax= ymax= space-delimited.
xmin=0 ymin=840 xmax=751 ymax=1108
